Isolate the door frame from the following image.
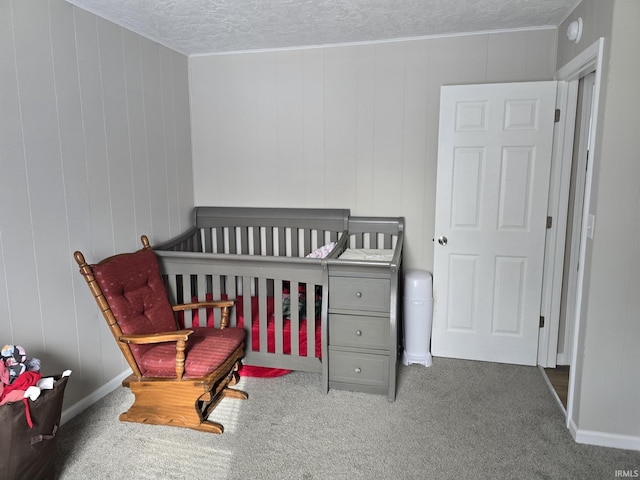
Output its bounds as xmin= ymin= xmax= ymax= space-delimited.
xmin=559 ymin=71 xmax=596 ymax=366
xmin=537 ymin=38 xmax=604 ymax=433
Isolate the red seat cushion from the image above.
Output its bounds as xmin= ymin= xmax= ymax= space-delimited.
xmin=138 ymin=327 xmax=245 ymax=378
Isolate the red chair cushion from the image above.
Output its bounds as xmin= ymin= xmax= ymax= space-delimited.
xmin=93 ymin=248 xmax=177 ymax=334
xmin=138 ymin=327 xmax=245 ymax=378
xmin=92 ymin=247 xmax=245 ymax=378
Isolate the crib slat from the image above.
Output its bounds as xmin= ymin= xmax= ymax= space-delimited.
xmin=181 ymin=275 xmax=192 ymax=327
xmin=291 ymin=228 xmax=299 ymax=258
xmin=315 ymin=230 xmax=323 ymax=251
xmin=212 ymin=227 xmax=222 ymax=254
xmin=195 ymin=274 xmax=205 ymax=326
xmin=229 ymin=227 xmax=239 ymax=253
xmin=162 ymin=274 xmax=173 ymax=305
xmin=210 ymin=274 xmax=222 ymax=303
xmin=195 ymin=274 xmax=205 ymax=300
xmin=242 ymin=277 xmax=253 ymax=351
xmin=258 ymin=277 xmax=268 ymax=356
xmin=203 ymin=228 xmax=213 ymax=253
xmin=354 ymin=233 xmax=363 ymax=249
xmin=274 ymin=283 xmax=283 ymax=355
xmin=303 ymin=229 xmax=312 ymax=255
xmin=194 ymin=230 xmax=203 ymax=252
xmin=290 ymin=280 xmax=300 ymax=356
xmin=252 ymin=226 xmax=261 ymax=255
xmin=306 ymin=285 xmax=315 ymax=358
xmin=277 ymin=227 xmax=285 ymax=257
xmin=226 ymin=274 xmax=238 ymax=327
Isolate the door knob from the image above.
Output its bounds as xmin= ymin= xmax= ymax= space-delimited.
xmin=438 ymin=236 xmax=448 ymax=246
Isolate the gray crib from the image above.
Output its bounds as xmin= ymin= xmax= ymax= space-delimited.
xmin=154 ymin=206 xmax=404 ymax=400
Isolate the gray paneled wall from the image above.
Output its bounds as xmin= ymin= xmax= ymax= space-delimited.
xmin=0 ymin=0 xmax=193 ymax=406
xmin=556 ymin=0 xmax=614 ymax=71
xmin=189 ymin=28 xmax=557 ymax=272
xmin=557 ymin=0 xmax=640 ymax=444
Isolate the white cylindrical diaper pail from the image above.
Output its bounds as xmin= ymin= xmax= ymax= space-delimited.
xmin=402 ymin=270 xmax=433 ymax=367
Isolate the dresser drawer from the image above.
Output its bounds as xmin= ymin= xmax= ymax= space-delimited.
xmin=329 ymin=314 xmax=389 ymax=350
xmin=329 ymin=350 xmax=389 ymax=388
xmin=329 ymin=277 xmax=390 ymax=312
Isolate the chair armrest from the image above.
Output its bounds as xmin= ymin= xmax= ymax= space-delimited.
xmin=172 ymin=299 xmax=236 ymax=329
xmin=171 ymin=299 xmax=236 ymax=311
xmin=119 ymin=330 xmax=194 ymax=380
xmin=119 ymin=329 xmax=194 ymax=345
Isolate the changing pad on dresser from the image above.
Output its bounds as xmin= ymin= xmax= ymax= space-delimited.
xmin=339 ymin=248 xmax=395 ymax=262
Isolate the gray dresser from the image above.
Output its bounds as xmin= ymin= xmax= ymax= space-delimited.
xmin=324 ymin=217 xmax=404 ymax=401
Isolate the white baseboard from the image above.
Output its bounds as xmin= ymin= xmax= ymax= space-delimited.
xmin=60 ymin=369 xmax=132 ymax=426
xmin=569 ymin=418 xmax=640 ymax=451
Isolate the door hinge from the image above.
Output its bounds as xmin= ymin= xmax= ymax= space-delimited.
xmin=586 ymin=150 xmax=589 ymax=170
xmin=555 ymin=109 xmax=561 ymax=123
xmin=546 ymin=216 xmax=553 ymax=229
xmin=539 ymin=316 xmax=545 ymax=328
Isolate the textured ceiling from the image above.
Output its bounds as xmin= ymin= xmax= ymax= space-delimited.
xmin=66 ymin=0 xmax=579 ymax=56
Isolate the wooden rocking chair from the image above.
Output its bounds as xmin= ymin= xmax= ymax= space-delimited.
xmin=74 ymin=235 xmax=247 ymax=434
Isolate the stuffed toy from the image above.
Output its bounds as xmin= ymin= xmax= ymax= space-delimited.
xmin=1 ymin=344 xmax=40 ymax=385
xmin=0 ymin=345 xmax=44 ymax=428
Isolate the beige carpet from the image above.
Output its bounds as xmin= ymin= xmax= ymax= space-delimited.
xmin=54 ymin=358 xmax=639 ymax=479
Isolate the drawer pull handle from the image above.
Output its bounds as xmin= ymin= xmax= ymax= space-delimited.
xmin=355 ymin=292 xmax=362 ymax=298
xmin=356 ymin=330 xmax=362 ymax=336
xmin=355 ymin=367 xmax=361 ymax=374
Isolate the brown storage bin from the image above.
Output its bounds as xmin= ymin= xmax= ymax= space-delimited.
xmin=0 ymin=375 xmax=68 ymax=480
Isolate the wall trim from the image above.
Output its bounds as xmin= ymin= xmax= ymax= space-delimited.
xmin=570 ymin=421 xmax=640 ymax=452
xmin=60 ymin=369 xmax=132 ymax=425
xmin=556 ymin=38 xmax=605 ymax=81
xmin=188 ymin=26 xmax=557 ymax=58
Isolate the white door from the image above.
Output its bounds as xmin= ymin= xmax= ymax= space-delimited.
xmin=432 ymin=81 xmax=557 ymax=366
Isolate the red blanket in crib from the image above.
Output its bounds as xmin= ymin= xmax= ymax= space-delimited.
xmin=181 ymin=294 xmax=322 ymax=378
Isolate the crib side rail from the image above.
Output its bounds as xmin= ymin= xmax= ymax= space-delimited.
xmin=345 ymin=217 xmax=404 ymax=261
xmin=193 ymin=206 xmax=349 ymax=257
xmin=155 ymin=251 xmax=324 ymax=373
xmin=152 ymin=227 xmax=201 ymax=252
